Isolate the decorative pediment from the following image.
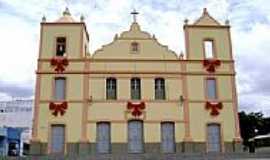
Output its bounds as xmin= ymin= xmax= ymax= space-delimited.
xmin=193 ymin=8 xmax=221 ymax=26
xmin=92 ymin=22 xmax=178 ymax=60
xmin=119 ymin=22 xmax=151 ymax=39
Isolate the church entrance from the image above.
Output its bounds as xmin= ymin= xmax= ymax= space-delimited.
xmin=50 ymin=125 xmax=65 ymax=154
xmin=96 ymin=122 xmax=111 ymax=153
xmin=161 ymin=122 xmax=175 ymax=153
xmin=128 ymin=120 xmax=144 ymax=153
xmin=207 ymin=123 xmax=221 ymax=152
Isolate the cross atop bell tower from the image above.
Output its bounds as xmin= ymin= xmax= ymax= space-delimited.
xmin=131 ymin=9 xmax=139 ymax=22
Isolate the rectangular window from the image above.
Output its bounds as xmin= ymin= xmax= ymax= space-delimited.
xmin=55 ymin=78 xmax=66 ymax=101
xmin=131 ymin=42 xmax=139 ymax=53
xmin=206 ymin=78 xmax=217 ymax=99
xmin=204 ymin=40 xmax=214 ymax=59
xmin=155 ymin=78 xmax=165 ymax=100
xmin=56 ymin=37 xmax=66 ymax=56
xmin=96 ymin=122 xmax=111 ymax=153
xmin=106 ymin=78 xmax=117 ymax=100
xmin=131 ymin=78 xmax=141 ymax=100
xmin=161 ymin=122 xmax=175 ymax=153
xmin=51 ymin=125 xmax=65 ymax=154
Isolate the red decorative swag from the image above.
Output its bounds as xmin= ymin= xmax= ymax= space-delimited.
xmin=203 ymin=59 xmax=221 ymax=72
xmin=50 ymin=56 xmax=69 ymax=73
xmin=49 ymin=101 xmax=68 ymax=116
xmin=205 ymin=101 xmax=223 ymax=116
xmin=127 ymin=101 xmax=146 ymax=117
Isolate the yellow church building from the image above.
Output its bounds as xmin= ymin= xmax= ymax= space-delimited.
xmin=30 ymin=8 xmax=242 ymax=156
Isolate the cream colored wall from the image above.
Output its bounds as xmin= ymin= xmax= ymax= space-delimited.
xmin=41 ymin=25 xmax=82 ymax=59
xmin=189 ymin=102 xmax=235 ymax=141
xmin=186 ymin=75 xmax=233 ymax=101
xmin=90 ymin=61 xmax=181 ymax=72
xmin=41 ymin=61 xmax=85 ymax=72
xmin=186 ymin=62 xmax=231 ymax=72
xmin=92 ymin=39 xmax=178 ymax=60
xmin=218 ymin=76 xmax=233 ymax=100
xmin=39 ymin=75 xmax=84 ymax=101
xmin=89 ymin=76 xmax=182 ymax=100
xmin=186 ymin=74 xmax=236 ymax=141
xmin=37 ymin=74 xmax=84 ymax=142
xmin=37 ymin=102 xmax=83 ymax=142
xmin=36 ymin=18 xmax=238 ymax=145
xmin=87 ymin=122 xmax=184 ymax=143
xmin=187 ymin=76 xmax=205 ymax=101
xmin=40 ymin=75 xmax=52 ymax=100
xmin=186 ymin=27 xmax=231 ymax=60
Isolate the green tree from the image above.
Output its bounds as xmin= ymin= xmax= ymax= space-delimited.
xmin=238 ymin=111 xmax=264 ymax=146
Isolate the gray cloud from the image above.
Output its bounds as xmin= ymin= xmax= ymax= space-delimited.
xmin=0 ymin=80 xmax=33 ymax=98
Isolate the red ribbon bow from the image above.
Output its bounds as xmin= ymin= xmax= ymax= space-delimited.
xmin=205 ymin=101 xmax=223 ymax=116
xmin=49 ymin=101 xmax=68 ymax=116
xmin=50 ymin=57 xmax=69 ymax=73
xmin=203 ymin=59 xmax=221 ymax=72
xmin=127 ymin=101 xmax=146 ymax=117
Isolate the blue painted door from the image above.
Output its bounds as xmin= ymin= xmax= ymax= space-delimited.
xmin=97 ymin=122 xmax=110 ymax=153
xmin=51 ymin=125 xmax=65 ymax=154
xmin=128 ymin=120 xmax=143 ymax=153
xmin=207 ymin=124 xmax=221 ymax=152
xmin=161 ymin=122 xmax=175 ymax=153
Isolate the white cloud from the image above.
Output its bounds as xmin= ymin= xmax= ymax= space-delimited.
xmin=0 ymin=14 xmax=38 ymax=84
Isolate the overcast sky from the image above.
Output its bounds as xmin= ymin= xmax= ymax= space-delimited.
xmin=0 ymin=0 xmax=270 ymax=116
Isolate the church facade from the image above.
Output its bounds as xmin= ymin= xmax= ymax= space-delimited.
xmin=30 ymin=8 xmax=242 ymax=156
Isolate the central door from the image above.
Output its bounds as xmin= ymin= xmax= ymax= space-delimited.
xmin=128 ymin=120 xmax=144 ymax=153
xmin=207 ymin=124 xmax=221 ymax=152
xmin=51 ymin=125 xmax=65 ymax=154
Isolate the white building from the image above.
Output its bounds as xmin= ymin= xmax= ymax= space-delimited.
xmin=0 ymin=100 xmax=33 ymax=143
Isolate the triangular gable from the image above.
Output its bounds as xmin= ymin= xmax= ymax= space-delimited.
xmin=193 ymin=8 xmax=221 ymax=26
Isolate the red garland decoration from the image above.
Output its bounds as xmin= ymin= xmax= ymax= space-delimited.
xmin=127 ymin=101 xmax=146 ymax=117
xmin=50 ymin=57 xmax=69 ymax=73
xmin=205 ymin=101 xmax=223 ymax=116
xmin=49 ymin=101 xmax=68 ymax=116
xmin=203 ymin=59 xmax=221 ymax=72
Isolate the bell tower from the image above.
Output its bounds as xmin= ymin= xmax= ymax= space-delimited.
xmin=184 ymin=8 xmax=233 ymax=60
xmin=182 ymin=8 xmax=242 ymax=152
xmin=31 ymin=8 xmax=91 ymax=155
xmin=39 ymin=7 xmax=89 ymax=59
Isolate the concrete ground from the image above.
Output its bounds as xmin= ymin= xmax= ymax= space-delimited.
xmin=1 ymin=147 xmax=270 ymax=159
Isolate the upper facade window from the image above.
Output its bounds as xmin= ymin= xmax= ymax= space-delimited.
xmin=55 ymin=77 xmax=66 ymax=101
xmin=56 ymin=37 xmax=66 ymax=56
xmin=204 ymin=40 xmax=214 ymax=59
xmin=131 ymin=78 xmax=141 ymax=100
xmin=106 ymin=78 xmax=117 ymax=100
xmin=131 ymin=42 xmax=139 ymax=53
xmin=155 ymin=78 xmax=165 ymax=100
xmin=206 ymin=78 xmax=217 ymax=100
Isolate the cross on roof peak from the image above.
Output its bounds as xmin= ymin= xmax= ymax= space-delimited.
xmin=131 ymin=9 xmax=139 ymax=22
